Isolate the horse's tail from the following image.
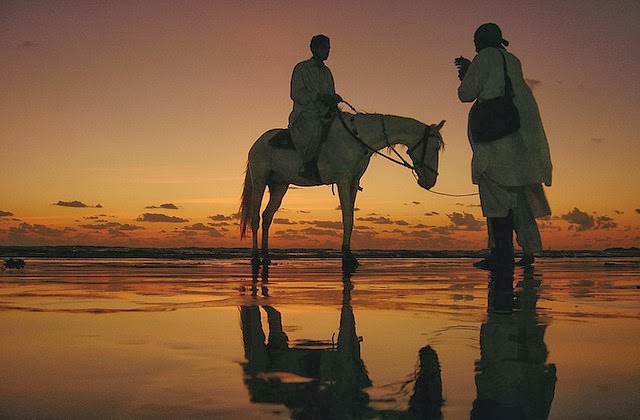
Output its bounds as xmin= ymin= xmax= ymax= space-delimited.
xmin=239 ymin=161 xmax=252 ymax=240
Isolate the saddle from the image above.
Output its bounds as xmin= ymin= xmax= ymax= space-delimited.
xmin=268 ymin=129 xmax=295 ymax=149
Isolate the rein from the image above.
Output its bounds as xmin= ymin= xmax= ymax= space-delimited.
xmin=336 ymin=109 xmax=416 ymax=170
xmin=337 ymin=100 xmax=479 ymax=198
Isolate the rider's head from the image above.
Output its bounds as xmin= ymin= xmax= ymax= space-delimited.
xmin=310 ymin=34 xmax=330 ymax=61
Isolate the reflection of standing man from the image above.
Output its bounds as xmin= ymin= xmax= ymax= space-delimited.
xmin=472 ymin=268 xmax=557 ymax=419
xmin=289 ymin=34 xmax=342 ymax=179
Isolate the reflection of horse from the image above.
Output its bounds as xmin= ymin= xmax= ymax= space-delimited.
xmin=239 ymin=273 xmax=445 ymax=418
xmin=239 ymin=277 xmax=371 ymax=418
xmin=472 ymin=267 xmax=557 ymax=419
xmin=239 ymin=112 xmax=445 ymax=269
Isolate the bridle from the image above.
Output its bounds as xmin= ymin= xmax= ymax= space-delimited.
xmin=403 ymin=120 xmax=440 ymax=178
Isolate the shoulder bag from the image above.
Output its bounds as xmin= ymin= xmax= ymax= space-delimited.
xmin=469 ymin=51 xmax=520 ymax=143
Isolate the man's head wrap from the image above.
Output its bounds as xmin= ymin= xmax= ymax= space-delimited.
xmin=474 ymin=23 xmax=509 ymax=49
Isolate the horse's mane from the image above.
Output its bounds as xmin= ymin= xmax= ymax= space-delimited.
xmin=341 ymin=110 xmax=445 ymax=151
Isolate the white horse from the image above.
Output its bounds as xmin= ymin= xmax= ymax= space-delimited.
xmin=239 ymin=111 xmax=445 ymax=270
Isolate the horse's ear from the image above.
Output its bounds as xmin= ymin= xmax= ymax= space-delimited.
xmin=429 ymin=120 xmax=445 ymax=134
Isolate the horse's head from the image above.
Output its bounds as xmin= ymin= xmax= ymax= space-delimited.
xmin=408 ymin=120 xmax=445 ymax=190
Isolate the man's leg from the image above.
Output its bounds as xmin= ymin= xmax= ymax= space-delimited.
xmin=290 ymin=116 xmax=322 ymax=179
xmin=513 ymin=189 xmax=542 ymax=266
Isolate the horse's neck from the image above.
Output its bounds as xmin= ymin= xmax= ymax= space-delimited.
xmin=352 ymin=113 xmax=424 ymax=151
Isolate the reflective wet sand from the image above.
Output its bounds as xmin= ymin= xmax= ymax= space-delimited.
xmin=1 ymin=257 xmax=639 ymax=418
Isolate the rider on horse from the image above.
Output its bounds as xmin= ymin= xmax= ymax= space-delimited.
xmin=288 ymin=34 xmax=342 ymax=180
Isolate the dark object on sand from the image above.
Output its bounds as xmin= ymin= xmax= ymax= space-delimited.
xmin=3 ymin=258 xmax=25 ymax=269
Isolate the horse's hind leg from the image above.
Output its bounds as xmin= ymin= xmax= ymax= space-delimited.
xmin=261 ymin=183 xmax=289 ymax=265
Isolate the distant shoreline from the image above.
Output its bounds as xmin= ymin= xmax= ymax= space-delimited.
xmin=1 ymin=245 xmax=639 ymax=260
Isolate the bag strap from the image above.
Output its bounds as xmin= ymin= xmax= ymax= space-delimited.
xmin=500 ymin=51 xmax=514 ymax=98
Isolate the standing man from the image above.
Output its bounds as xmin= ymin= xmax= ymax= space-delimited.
xmin=455 ymin=23 xmax=553 ymax=269
xmin=289 ymin=34 xmax=342 ymax=179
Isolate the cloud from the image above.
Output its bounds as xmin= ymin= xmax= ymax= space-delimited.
xmin=595 ymin=215 xmax=617 ymax=230
xmin=9 ymin=222 xmax=66 ymax=238
xmin=431 ymin=225 xmax=457 ymax=235
xmin=613 ymin=210 xmax=624 ymax=215
xmin=335 ymin=205 xmax=360 ymax=211
xmin=181 ymin=223 xmax=223 ymax=237
xmin=560 ymin=207 xmax=617 ymax=231
xmin=108 ymin=229 xmax=131 ymax=238
xmin=136 ymin=213 xmax=189 ymax=223
xmin=274 ymin=218 xmax=297 ymax=225
xmin=446 ymin=212 xmax=485 ymax=231
xmin=410 ymin=230 xmax=433 ymax=239
xmin=79 ymin=222 xmax=144 ymax=231
xmin=300 ymin=227 xmax=336 ymax=236
xmin=274 ymin=230 xmax=308 ymax=241
xmin=591 ymin=137 xmax=607 ymax=143
xmin=145 ymin=203 xmax=179 ymax=210
xmin=300 ymin=220 xmax=342 ymax=229
xmin=53 ymin=200 xmax=102 ymax=208
xmin=356 ymin=216 xmax=394 ymax=224
xmin=208 ymin=213 xmax=234 ymax=221
xmin=423 ymin=212 xmax=440 ymax=216
xmin=0 ymin=210 xmax=14 ymax=217
xmin=636 ymin=209 xmax=640 ymax=214
xmin=561 ymin=208 xmax=594 ymax=231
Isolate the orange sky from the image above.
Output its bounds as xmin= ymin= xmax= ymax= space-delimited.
xmin=1 ymin=0 xmax=639 ymax=250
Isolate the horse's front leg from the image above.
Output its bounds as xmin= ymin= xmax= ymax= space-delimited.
xmin=338 ymin=180 xmax=359 ymax=272
xmin=251 ymin=183 xmax=267 ymax=268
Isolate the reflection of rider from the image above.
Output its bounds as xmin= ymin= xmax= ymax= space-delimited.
xmin=289 ymin=34 xmax=342 ymax=180
xmin=472 ymin=267 xmax=557 ymax=419
xmin=408 ymin=345 xmax=444 ymax=419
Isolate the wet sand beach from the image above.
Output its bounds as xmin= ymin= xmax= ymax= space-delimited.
xmin=1 ymin=255 xmax=639 ymax=419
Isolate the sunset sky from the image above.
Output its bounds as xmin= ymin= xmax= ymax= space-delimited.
xmin=2 ymin=0 xmax=639 ymax=250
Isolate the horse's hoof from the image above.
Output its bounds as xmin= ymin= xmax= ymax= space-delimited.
xmin=262 ymin=257 xmax=271 ymax=267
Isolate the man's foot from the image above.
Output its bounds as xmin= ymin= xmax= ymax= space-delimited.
xmin=515 ymin=254 xmax=535 ymax=267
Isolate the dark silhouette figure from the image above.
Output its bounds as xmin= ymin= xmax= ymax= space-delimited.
xmin=455 ymin=23 xmax=553 ymax=270
xmin=471 ymin=267 xmax=557 ymax=419
xmin=289 ymin=34 xmax=342 ymax=180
